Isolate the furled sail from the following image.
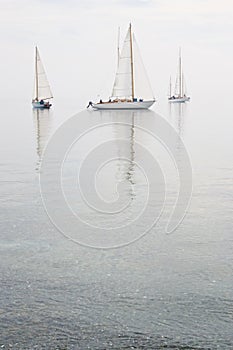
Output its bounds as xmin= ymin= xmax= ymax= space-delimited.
xmin=34 ymin=47 xmax=53 ymax=101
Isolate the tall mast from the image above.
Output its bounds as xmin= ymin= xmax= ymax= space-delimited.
xmin=179 ymin=47 xmax=182 ymax=97
xmin=35 ymin=46 xmax=39 ymax=100
xmin=129 ymin=23 xmax=135 ymax=100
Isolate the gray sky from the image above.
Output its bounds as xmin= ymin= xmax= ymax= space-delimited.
xmin=0 ymin=0 xmax=233 ymax=102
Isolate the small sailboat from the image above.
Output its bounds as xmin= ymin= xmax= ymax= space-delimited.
xmin=32 ymin=46 xmax=53 ymax=109
xmin=90 ymin=24 xmax=155 ymax=110
xmin=168 ymin=49 xmax=190 ymax=103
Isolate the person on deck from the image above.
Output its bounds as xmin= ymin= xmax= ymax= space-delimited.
xmin=87 ymin=101 xmax=93 ymax=108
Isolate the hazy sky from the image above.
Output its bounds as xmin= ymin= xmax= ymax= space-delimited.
xmin=0 ymin=0 xmax=233 ymax=102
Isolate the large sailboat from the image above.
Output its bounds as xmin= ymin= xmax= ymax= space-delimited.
xmin=91 ymin=24 xmax=155 ymax=110
xmin=168 ymin=49 xmax=190 ymax=103
xmin=32 ymin=47 xmax=53 ymax=109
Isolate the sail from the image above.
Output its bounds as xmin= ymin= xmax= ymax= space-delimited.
xmin=111 ymin=28 xmax=132 ymax=99
xmin=133 ymin=35 xmax=154 ymax=101
xmin=174 ymin=49 xmax=183 ymax=97
xmin=34 ymin=47 xmax=53 ymax=100
xmin=182 ymin=73 xmax=188 ymax=96
xmin=174 ymin=73 xmax=181 ymax=97
xmin=111 ymin=26 xmax=154 ymax=101
xmin=168 ymin=76 xmax=172 ymax=97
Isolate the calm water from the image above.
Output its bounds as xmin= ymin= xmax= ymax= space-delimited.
xmin=0 ymin=93 xmax=233 ymax=349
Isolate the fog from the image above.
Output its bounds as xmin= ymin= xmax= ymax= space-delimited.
xmin=0 ymin=0 xmax=233 ymax=105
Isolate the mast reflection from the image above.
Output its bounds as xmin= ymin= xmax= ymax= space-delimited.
xmin=33 ymin=108 xmax=53 ymax=170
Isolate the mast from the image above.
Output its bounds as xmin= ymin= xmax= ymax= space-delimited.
xmin=35 ymin=46 xmax=39 ymax=100
xmin=129 ymin=23 xmax=135 ymax=100
xmin=179 ymin=47 xmax=182 ymax=97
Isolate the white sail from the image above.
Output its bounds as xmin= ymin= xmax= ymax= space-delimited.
xmin=174 ymin=48 xmax=183 ymax=97
xmin=182 ymin=73 xmax=189 ymax=96
xmin=133 ymin=35 xmax=154 ymax=101
xmin=174 ymin=69 xmax=181 ymax=97
xmin=168 ymin=76 xmax=172 ymax=97
xmin=174 ymin=75 xmax=181 ymax=97
xmin=111 ymin=27 xmax=132 ymax=99
xmin=111 ymin=25 xmax=154 ymax=101
xmin=34 ymin=47 xmax=53 ymax=101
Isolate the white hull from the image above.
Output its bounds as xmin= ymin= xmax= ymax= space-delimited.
xmin=168 ymin=97 xmax=190 ymax=103
xmin=92 ymin=100 xmax=155 ymax=110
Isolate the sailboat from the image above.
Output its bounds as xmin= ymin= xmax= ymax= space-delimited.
xmin=32 ymin=46 xmax=53 ymax=109
xmin=90 ymin=24 xmax=155 ymax=110
xmin=168 ymin=49 xmax=190 ymax=103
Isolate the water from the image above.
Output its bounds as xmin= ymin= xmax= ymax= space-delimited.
xmin=0 ymin=94 xmax=233 ymax=349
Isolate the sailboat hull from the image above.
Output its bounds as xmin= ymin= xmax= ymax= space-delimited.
xmin=168 ymin=97 xmax=190 ymax=103
xmin=32 ymin=101 xmax=52 ymax=109
xmin=92 ymin=100 xmax=155 ymax=110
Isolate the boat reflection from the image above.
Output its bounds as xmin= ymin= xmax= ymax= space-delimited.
xmin=33 ymin=108 xmax=53 ymax=170
xmin=168 ymin=101 xmax=187 ymax=137
xmin=96 ymin=109 xmax=155 ymax=202
xmin=115 ymin=112 xmax=136 ymax=200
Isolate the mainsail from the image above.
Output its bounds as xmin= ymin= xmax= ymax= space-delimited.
xmin=34 ymin=47 xmax=53 ymax=101
xmin=174 ymin=48 xmax=185 ymax=98
xmin=112 ymin=27 xmax=132 ymax=99
xmin=111 ymin=25 xmax=154 ymax=101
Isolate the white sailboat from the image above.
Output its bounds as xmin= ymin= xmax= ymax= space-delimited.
xmin=90 ymin=24 xmax=155 ymax=110
xmin=32 ymin=46 xmax=53 ymax=109
xmin=168 ymin=49 xmax=190 ymax=103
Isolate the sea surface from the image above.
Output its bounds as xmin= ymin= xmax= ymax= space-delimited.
xmin=0 ymin=93 xmax=233 ymax=349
